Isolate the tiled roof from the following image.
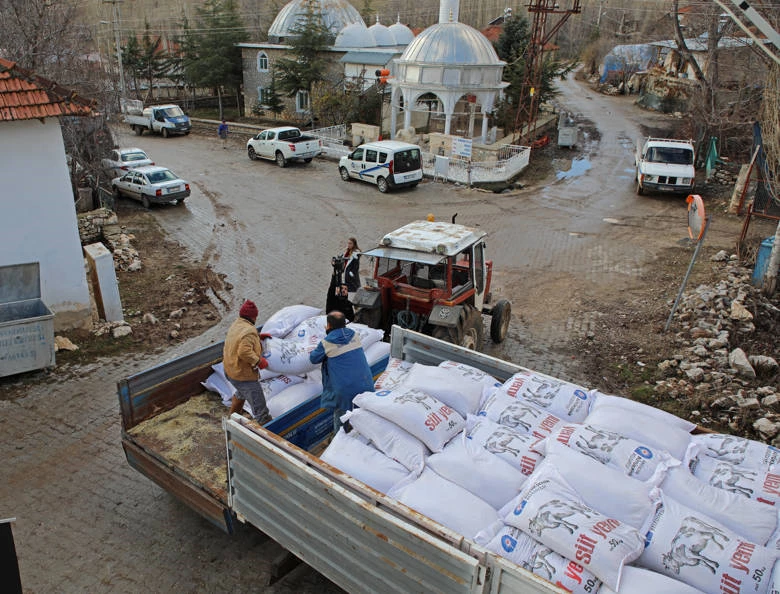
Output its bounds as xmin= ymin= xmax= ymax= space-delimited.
xmin=0 ymin=57 xmax=97 ymax=122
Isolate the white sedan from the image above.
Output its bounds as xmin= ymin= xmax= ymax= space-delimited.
xmin=101 ymin=147 xmax=154 ymax=178
xmin=111 ymin=166 xmax=190 ymax=208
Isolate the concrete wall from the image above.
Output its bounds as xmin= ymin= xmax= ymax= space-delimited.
xmin=0 ymin=119 xmax=91 ymax=331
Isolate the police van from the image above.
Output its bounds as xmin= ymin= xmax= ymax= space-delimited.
xmin=339 ymin=140 xmax=422 ymax=193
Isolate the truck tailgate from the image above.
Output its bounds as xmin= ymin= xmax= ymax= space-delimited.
xmin=227 ymin=418 xmax=480 ymax=592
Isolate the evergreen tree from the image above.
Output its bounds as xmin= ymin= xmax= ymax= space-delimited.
xmin=274 ymin=0 xmax=335 ymax=123
xmin=265 ymin=72 xmax=285 ymax=118
xmin=179 ymin=0 xmax=248 ymax=118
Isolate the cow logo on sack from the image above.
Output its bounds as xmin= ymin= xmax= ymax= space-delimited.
xmin=513 ymin=500 xmax=527 ymax=516
xmin=574 ymin=389 xmax=588 ymax=400
xmin=634 ymin=446 xmax=653 ymax=459
xmin=501 ymin=534 xmax=518 ymax=553
xmin=376 ymin=390 xmax=391 ymax=398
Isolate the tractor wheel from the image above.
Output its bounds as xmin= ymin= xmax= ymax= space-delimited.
xmin=490 ymin=299 xmax=511 ymax=343
xmin=458 ymin=307 xmax=484 ymax=350
xmin=431 ymin=306 xmax=483 ymax=350
xmin=354 ymin=308 xmax=381 ymax=329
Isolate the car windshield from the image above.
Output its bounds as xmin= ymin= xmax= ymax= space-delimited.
xmin=122 ymin=152 xmax=149 ymax=162
xmin=648 ymin=147 xmax=693 ymax=165
xmin=146 ymin=170 xmax=178 ymax=183
xmin=161 ymin=106 xmax=184 ymax=118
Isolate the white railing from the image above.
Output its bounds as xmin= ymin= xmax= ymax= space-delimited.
xmin=422 ymin=144 xmax=531 ymax=185
xmin=310 ymin=124 xmax=351 ymax=159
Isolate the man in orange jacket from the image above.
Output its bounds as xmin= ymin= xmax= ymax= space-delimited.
xmin=224 ymin=299 xmax=272 ymax=424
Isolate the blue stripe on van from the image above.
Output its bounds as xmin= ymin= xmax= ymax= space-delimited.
xmin=358 ymin=163 xmax=390 ymax=178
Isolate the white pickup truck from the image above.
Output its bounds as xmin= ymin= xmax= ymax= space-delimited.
xmin=246 ymin=126 xmax=322 ymax=168
xmin=123 ymin=101 xmax=192 ymax=138
xmin=634 ymin=137 xmax=696 ymax=196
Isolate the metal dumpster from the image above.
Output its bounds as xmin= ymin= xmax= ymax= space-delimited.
xmin=0 ymin=262 xmax=55 ymax=377
xmin=557 ymin=111 xmax=578 ymax=148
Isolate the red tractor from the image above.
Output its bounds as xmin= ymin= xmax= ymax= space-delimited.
xmin=351 ymin=220 xmax=511 ymax=349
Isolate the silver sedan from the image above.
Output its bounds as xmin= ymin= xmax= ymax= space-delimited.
xmin=111 ymin=165 xmax=190 ymax=208
xmin=101 ymin=147 xmax=154 ymax=178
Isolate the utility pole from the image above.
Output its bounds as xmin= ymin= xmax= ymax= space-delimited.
xmin=103 ymin=0 xmax=126 ymax=96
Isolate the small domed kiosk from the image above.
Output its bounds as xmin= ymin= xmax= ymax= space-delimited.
xmin=389 ymin=0 xmax=507 ymax=142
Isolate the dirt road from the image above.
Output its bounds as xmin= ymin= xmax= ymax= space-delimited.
xmin=0 ymin=75 xmax=763 ymax=593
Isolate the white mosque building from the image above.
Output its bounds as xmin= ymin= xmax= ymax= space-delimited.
xmin=239 ymin=0 xmax=506 ymax=143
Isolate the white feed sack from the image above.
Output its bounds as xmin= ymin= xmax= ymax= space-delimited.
xmin=478 ymin=391 xmax=564 ymax=442
xmin=284 ymin=315 xmax=327 ymax=349
xmin=260 ymin=304 xmax=322 ymax=338
xmin=466 ymin=415 xmax=544 ymax=477
xmin=202 ymin=370 xmax=236 ymax=405
xmin=342 ymin=408 xmax=429 ymax=473
xmin=346 ymin=322 xmax=384 ymax=350
xmin=262 ymin=336 xmax=319 ymax=376
xmin=502 ymin=464 xmax=645 ymax=591
xmin=549 ymin=423 xmax=669 ymax=481
xmin=638 ymin=491 xmax=779 ymax=594
xmin=437 ymin=360 xmax=501 ymax=391
xmin=388 ymin=467 xmax=499 ymax=539
xmin=691 ymin=433 xmax=780 ymax=470
xmin=374 ymin=357 xmax=414 ymax=391
xmin=495 ymin=371 xmax=593 ymax=423
xmin=260 ymin=373 xmax=304 ymax=399
xmin=598 ymin=566 xmax=706 ymax=594
xmin=540 ymin=439 xmax=654 ymax=530
xmin=584 ymin=405 xmax=693 ymax=461
xmin=589 ymin=392 xmax=697 ymax=433
xmin=477 ymin=522 xmax=603 ymax=594
xmin=401 ymin=362 xmax=486 ymax=417
xmin=426 ymin=435 xmax=527 ymax=509
xmin=267 ymin=381 xmax=322 ymax=418
xmin=353 ymin=387 xmax=465 ymax=452
xmin=363 ymin=340 xmax=391 ymax=367
xmin=320 ymin=428 xmax=410 ymax=494
xmin=687 ymin=452 xmax=780 ymax=507
xmin=661 ymin=462 xmax=779 ymax=546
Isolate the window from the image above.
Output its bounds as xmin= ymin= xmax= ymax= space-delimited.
xmin=365 ymin=149 xmax=378 ymax=163
xmin=257 ymin=52 xmax=269 ymax=72
xmin=295 ymin=90 xmax=310 ymax=113
xmin=351 ymin=148 xmax=364 ymax=161
xmin=378 ymin=151 xmax=388 ymax=164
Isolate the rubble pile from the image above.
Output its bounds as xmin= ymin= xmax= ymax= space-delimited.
xmin=655 ymin=253 xmax=780 ymax=444
xmin=77 ymin=208 xmax=117 ymax=244
xmin=708 ymin=164 xmax=739 ymax=186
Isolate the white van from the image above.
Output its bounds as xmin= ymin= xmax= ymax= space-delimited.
xmin=339 ymin=141 xmax=423 ymax=193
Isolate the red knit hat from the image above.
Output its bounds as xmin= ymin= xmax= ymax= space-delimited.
xmin=239 ymin=300 xmax=258 ymax=320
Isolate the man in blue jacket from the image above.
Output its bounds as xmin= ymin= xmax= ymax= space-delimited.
xmin=309 ymin=310 xmax=375 ymax=432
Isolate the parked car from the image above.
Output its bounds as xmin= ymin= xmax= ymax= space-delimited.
xmin=339 ymin=141 xmax=422 ymax=193
xmin=246 ymin=126 xmax=322 ymax=167
xmin=101 ymin=147 xmax=154 ymax=178
xmin=111 ymin=165 xmax=190 ymax=208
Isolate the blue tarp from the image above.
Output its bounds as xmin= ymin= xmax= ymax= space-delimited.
xmin=600 ymin=44 xmax=656 ymax=83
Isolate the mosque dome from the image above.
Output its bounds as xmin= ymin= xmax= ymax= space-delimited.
xmin=335 ymin=22 xmax=376 ymax=48
xmin=399 ymin=21 xmax=502 ymax=65
xmin=268 ymin=0 xmax=365 ymax=43
xmin=388 ymin=19 xmax=414 ymax=45
xmin=368 ymin=17 xmax=396 ymax=47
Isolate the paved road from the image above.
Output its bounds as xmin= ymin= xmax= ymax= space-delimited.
xmin=0 ymin=76 xmax=735 ymax=593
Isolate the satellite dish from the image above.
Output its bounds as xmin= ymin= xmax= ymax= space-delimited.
xmin=687 ymin=194 xmax=706 ymax=241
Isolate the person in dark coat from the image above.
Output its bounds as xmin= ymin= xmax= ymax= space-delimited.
xmin=309 ymin=311 xmax=374 ymax=432
xmin=342 ymin=237 xmax=361 ymax=294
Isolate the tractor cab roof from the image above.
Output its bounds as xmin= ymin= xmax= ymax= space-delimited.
xmin=368 ymin=220 xmax=487 ymax=258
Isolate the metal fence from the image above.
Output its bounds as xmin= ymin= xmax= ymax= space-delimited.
xmin=308 ymin=124 xmax=532 ymax=185
xmin=422 ymin=144 xmax=531 ymax=185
